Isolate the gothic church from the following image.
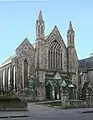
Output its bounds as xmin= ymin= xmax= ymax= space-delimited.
xmin=0 ymin=10 xmax=79 ymax=100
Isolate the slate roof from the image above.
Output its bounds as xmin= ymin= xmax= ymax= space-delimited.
xmin=0 ymin=54 xmax=16 ymax=68
xmin=0 ymin=35 xmax=48 ymax=68
xmin=79 ymin=56 xmax=93 ymax=72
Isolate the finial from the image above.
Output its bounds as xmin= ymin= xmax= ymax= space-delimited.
xmin=38 ymin=10 xmax=43 ymax=21
xmin=69 ymin=21 xmax=73 ymax=30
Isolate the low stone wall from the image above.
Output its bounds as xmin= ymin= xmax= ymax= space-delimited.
xmin=86 ymin=100 xmax=93 ymax=108
xmin=70 ymin=100 xmax=88 ymax=108
xmin=0 ymin=101 xmax=27 ymax=111
xmin=19 ymin=96 xmax=35 ymax=102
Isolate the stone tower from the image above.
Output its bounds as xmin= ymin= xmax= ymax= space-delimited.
xmin=67 ymin=21 xmax=75 ymax=73
xmin=35 ymin=10 xmax=45 ymax=69
xmin=67 ymin=21 xmax=79 ymax=91
xmin=35 ymin=10 xmax=45 ymax=100
xmin=36 ymin=10 xmax=45 ymax=40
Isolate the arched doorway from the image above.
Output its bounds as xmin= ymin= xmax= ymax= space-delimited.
xmin=54 ymin=86 xmax=57 ymax=100
xmin=24 ymin=59 xmax=28 ymax=88
xmin=46 ymin=83 xmax=52 ymax=100
xmin=54 ymin=85 xmax=61 ymax=100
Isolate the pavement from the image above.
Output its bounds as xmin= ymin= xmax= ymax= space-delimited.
xmin=0 ymin=103 xmax=93 ymax=119
xmin=0 ymin=111 xmax=29 ymax=118
xmin=27 ymin=103 xmax=93 ymax=115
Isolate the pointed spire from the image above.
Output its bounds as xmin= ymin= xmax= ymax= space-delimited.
xmin=38 ymin=10 xmax=43 ymax=21
xmin=68 ymin=21 xmax=73 ymax=30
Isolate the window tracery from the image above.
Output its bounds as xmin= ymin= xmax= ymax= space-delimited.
xmin=48 ymin=40 xmax=62 ymax=69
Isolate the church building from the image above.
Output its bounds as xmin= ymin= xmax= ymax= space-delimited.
xmin=0 ymin=10 xmax=81 ymax=100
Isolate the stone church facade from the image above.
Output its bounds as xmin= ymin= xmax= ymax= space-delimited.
xmin=0 ymin=10 xmax=79 ymax=100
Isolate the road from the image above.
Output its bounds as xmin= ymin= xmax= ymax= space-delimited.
xmin=0 ymin=103 xmax=93 ymax=120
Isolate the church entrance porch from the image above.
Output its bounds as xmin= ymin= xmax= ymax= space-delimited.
xmin=17 ymin=72 xmax=76 ymax=101
xmin=45 ymin=78 xmax=61 ymax=100
xmin=45 ymin=72 xmax=76 ymax=101
xmin=45 ymin=81 xmax=61 ymax=100
xmin=45 ymin=83 xmax=52 ymax=100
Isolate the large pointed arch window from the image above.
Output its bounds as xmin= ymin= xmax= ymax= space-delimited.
xmin=24 ymin=59 xmax=28 ymax=88
xmin=48 ymin=40 xmax=62 ymax=69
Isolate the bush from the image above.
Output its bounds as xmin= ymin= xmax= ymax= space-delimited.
xmin=0 ymin=91 xmax=20 ymax=102
xmin=61 ymin=103 xmax=71 ymax=109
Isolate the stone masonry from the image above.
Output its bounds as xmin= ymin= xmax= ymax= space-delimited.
xmin=0 ymin=10 xmax=79 ymax=100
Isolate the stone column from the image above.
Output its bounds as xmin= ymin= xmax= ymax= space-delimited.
xmin=10 ymin=66 xmax=13 ymax=90
xmin=0 ymin=70 xmax=3 ymax=91
xmin=61 ymin=90 xmax=70 ymax=108
xmin=5 ymin=68 xmax=8 ymax=91
xmin=36 ymin=82 xmax=45 ymax=100
xmin=36 ymin=71 xmax=46 ymax=101
xmin=52 ymin=86 xmax=55 ymax=100
xmin=86 ymin=90 xmax=89 ymax=107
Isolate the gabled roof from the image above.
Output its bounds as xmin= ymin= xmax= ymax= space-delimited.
xmin=45 ymin=25 xmax=66 ymax=48
xmin=0 ymin=38 xmax=35 ymax=68
xmin=47 ymin=25 xmax=60 ymax=38
xmin=16 ymin=38 xmax=34 ymax=51
xmin=32 ymin=42 xmax=36 ymax=48
xmin=45 ymin=35 xmax=48 ymax=40
xmin=0 ymin=54 xmax=16 ymax=68
xmin=79 ymin=56 xmax=93 ymax=72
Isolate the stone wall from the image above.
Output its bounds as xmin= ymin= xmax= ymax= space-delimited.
xmin=45 ymin=26 xmax=67 ymax=72
xmin=15 ymin=39 xmax=35 ymax=89
xmin=87 ymin=70 xmax=93 ymax=87
xmin=0 ymin=101 xmax=27 ymax=111
xmin=70 ymin=100 xmax=88 ymax=108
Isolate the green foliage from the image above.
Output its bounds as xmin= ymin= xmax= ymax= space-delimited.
xmin=0 ymin=91 xmax=20 ymax=102
xmin=49 ymin=101 xmax=61 ymax=106
xmin=61 ymin=103 xmax=71 ymax=108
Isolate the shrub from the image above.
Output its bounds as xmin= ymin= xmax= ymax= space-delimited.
xmin=0 ymin=91 xmax=20 ymax=102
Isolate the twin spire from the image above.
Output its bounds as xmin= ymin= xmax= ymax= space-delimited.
xmin=37 ymin=10 xmax=43 ymax=21
xmin=36 ymin=10 xmax=44 ymax=39
xmin=37 ymin=10 xmax=73 ymax=30
xmin=68 ymin=21 xmax=74 ymax=31
xmin=36 ymin=10 xmax=74 ymax=47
